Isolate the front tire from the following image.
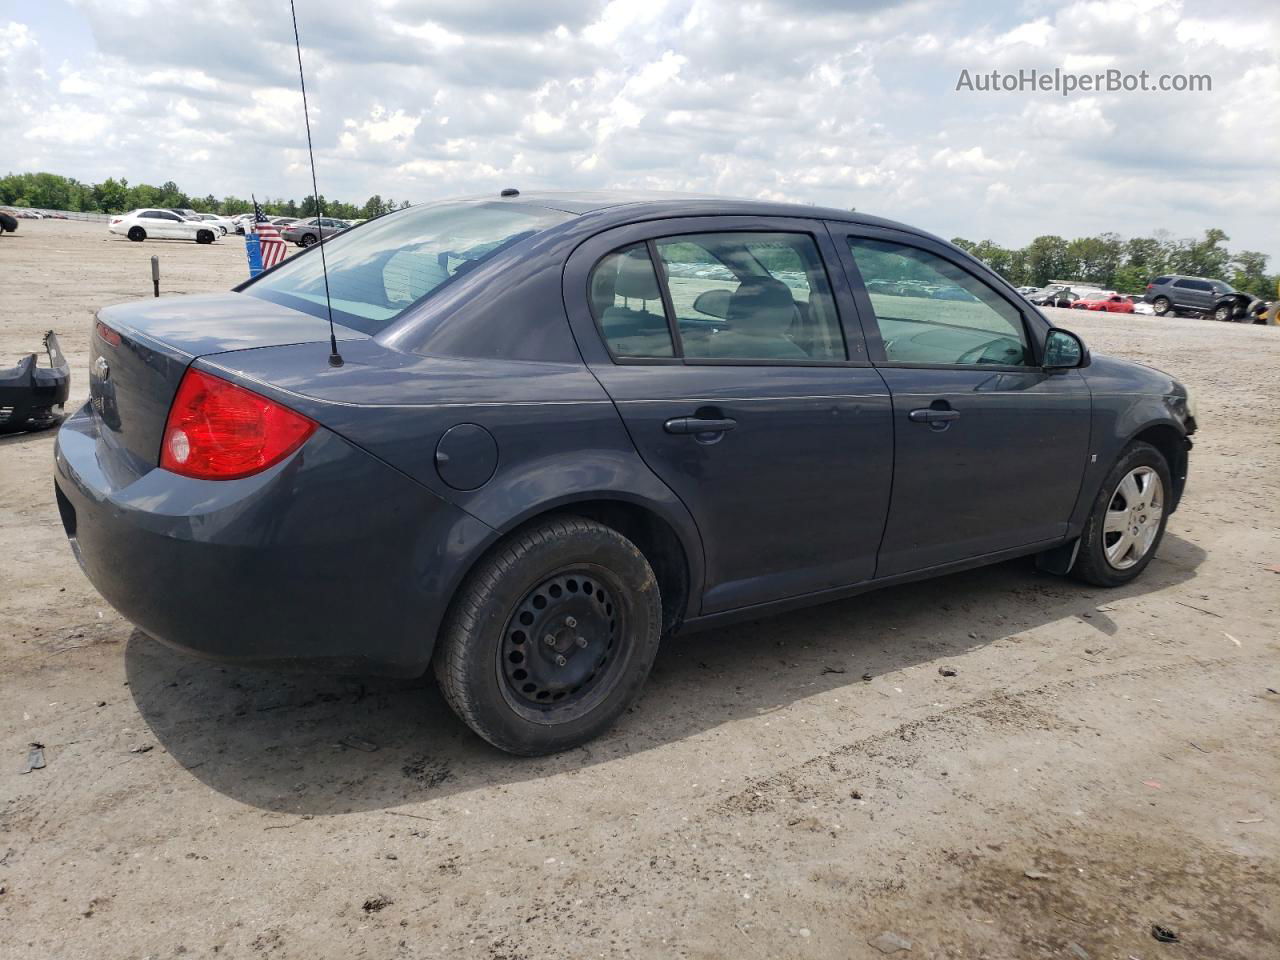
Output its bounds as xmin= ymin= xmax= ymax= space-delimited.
xmin=433 ymin=516 xmax=662 ymax=755
xmin=1212 ymin=302 xmax=1233 ymax=322
xmin=1073 ymin=442 xmax=1171 ymax=587
xmin=195 ymin=229 xmax=214 ymax=244
xmin=1152 ymin=296 xmax=1171 ymax=316
xmin=127 ymin=226 xmax=146 ymax=242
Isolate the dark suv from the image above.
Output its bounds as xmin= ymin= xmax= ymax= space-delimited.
xmin=54 ymin=192 xmax=1197 ymax=755
xmin=1144 ymin=275 xmax=1236 ymax=318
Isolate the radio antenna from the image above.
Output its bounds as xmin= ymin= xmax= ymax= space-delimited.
xmin=289 ymin=0 xmax=342 ymax=367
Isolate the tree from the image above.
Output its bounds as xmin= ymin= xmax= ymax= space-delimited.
xmin=1228 ymin=250 xmax=1272 ymax=298
xmin=93 ymin=177 xmax=130 ymax=212
xmin=1025 ymin=235 xmax=1070 ymax=286
xmin=362 ymin=194 xmax=386 ymax=218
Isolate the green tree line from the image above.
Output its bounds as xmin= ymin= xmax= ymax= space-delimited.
xmin=0 ymin=171 xmax=409 ymax=222
xmin=951 ymin=228 xmax=1277 ymax=300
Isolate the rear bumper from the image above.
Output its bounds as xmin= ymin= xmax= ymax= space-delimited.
xmin=53 ymin=402 xmax=494 ymax=676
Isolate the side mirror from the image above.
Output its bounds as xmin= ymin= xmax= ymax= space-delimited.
xmin=1043 ymin=328 xmax=1089 ymax=369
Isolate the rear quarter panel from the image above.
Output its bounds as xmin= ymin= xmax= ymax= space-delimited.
xmin=198 ymin=341 xmax=707 ymax=619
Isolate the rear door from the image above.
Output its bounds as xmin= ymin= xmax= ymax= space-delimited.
xmin=563 ymin=216 xmax=893 ymax=614
xmin=830 ymin=225 xmax=1092 ymax=576
xmin=1174 ymin=278 xmax=1211 ymax=310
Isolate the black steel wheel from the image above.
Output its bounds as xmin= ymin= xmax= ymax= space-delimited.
xmin=500 ymin=568 xmax=625 ymax=720
xmin=433 ymin=516 xmax=662 ymax=755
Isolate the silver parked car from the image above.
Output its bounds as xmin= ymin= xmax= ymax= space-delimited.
xmin=280 ymin=217 xmax=351 ymax=247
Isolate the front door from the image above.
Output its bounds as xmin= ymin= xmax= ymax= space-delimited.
xmin=833 ymin=228 xmax=1092 ymax=577
xmin=565 ymin=219 xmax=894 ymax=614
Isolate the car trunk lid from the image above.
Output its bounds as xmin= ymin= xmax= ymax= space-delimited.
xmin=90 ymin=292 xmax=366 ymax=469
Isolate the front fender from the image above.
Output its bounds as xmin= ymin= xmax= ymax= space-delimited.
xmin=1070 ymin=402 xmax=1190 ymax=530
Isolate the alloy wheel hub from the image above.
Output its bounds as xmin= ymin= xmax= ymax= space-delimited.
xmin=1103 ymin=467 xmax=1164 ymax=570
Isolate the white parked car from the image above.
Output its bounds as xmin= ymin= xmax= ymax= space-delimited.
xmin=108 ymin=209 xmax=220 ymax=244
xmin=189 ymin=213 xmax=236 ymax=235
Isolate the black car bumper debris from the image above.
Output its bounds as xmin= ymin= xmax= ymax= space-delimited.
xmin=0 ymin=331 xmax=71 ymax=434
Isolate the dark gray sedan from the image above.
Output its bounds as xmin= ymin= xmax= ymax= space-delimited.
xmin=53 ymin=191 xmax=1197 ymax=754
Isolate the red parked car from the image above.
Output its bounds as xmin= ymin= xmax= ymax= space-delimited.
xmin=1073 ymin=293 xmax=1135 ymax=313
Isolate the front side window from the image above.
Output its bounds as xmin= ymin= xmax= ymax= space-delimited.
xmin=246 ymin=201 xmax=573 ymax=334
xmin=847 ymin=237 xmax=1030 ymax=366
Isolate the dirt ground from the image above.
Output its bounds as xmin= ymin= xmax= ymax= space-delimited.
xmin=2 ymin=220 xmax=1277 ymax=960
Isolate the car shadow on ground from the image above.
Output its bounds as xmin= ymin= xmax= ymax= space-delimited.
xmin=126 ymin=533 xmax=1206 ymax=814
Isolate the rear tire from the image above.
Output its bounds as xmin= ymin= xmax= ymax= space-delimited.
xmin=1152 ymin=296 xmax=1171 ymax=316
xmin=299 ymin=233 xmax=316 ymax=247
xmin=127 ymin=226 xmax=146 ymax=242
xmin=1073 ymin=442 xmax=1172 ymax=587
xmin=433 ymin=516 xmax=662 ymax=755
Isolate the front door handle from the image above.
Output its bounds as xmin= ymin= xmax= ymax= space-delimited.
xmin=908 ymin=408 xmax=960 ymax=424
xmin=664 ymin=416 xmax=738 ymax=436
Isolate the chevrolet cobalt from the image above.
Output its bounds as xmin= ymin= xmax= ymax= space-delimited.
xmin=54 ymin=192 xmax=1196 ymax=754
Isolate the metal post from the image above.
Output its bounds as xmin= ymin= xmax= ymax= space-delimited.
xmin=150 ymin=256 xmax=160 ymax=298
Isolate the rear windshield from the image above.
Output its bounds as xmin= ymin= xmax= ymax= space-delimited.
xmin=245 ymin=201 xmax=574 ymax=334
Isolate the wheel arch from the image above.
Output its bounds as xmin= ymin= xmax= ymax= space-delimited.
xmin=438 ymin=493 xmax=702 ymax=651
xmin=1068 ymin=408 xmax=1191 ymax=534
xmin=1128 ymin=421 xmax=1189 ymax=511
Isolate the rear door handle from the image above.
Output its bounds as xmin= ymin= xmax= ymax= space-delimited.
xmin=664 ymin=416 xmax=737 ymax=435
xmin=908 ymin=409 xmax=960 ymax=423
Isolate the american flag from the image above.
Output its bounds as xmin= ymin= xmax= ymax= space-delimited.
xmin=252 ymin=198 xmax=287 ymax=269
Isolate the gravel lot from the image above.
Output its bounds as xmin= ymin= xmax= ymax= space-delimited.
xmin=2 ymin=220 xmax=1277 ymax=959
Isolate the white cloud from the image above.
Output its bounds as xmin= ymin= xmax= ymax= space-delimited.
xmin=1 ymin=0 xmax=1276 ymax=258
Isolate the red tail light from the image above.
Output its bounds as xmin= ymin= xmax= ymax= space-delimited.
xmin=1145 ymin=283 xmax=1153 ymax=290
xmin=160 ymin=368 xmax=315 ymax=480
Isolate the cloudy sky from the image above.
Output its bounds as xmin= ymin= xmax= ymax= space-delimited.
xmin=2 ymin=0 xmax=1277 ymax=256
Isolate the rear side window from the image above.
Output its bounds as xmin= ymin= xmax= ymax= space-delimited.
xmin=1174 ymin=278 xmax=1212 ymax=291
xmin=1152 ymin=276 xmax=1172 ymax=285
xmin=588 ymin=244 xmax=676 ymax=358
xmin=654 ymin=233 xmax=845 ymax=362
xmin=846 ymin=237 xmax=1030 ymax=367
xmin=588 ymin=232 xmax=846 ymax=363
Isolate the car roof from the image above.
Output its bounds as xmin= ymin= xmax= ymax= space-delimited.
xmin=450 ymin=189 xmax=930 ymax=236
